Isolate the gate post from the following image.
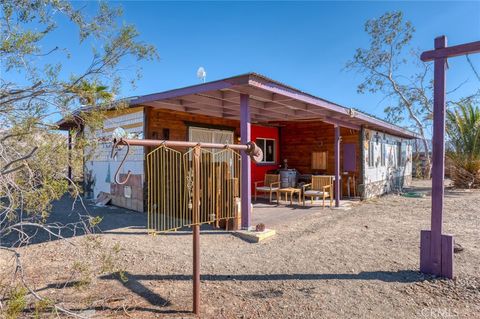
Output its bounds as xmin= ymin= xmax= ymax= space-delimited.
xmin=192 ymin=146 xmax=201 ymax=315
xmin=240 ymin=94 xmax=252 ymax=229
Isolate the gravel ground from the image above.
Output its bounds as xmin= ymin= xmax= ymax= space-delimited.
xmin=1 ymin=179 xmax=479 ymax=318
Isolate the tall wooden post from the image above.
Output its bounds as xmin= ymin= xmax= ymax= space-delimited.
xmin=240 ymin=94 xmax=252 ymax=229
xmin=334 ymin=125 xmax=341 ymax=207
xmin=420 ymin=36 xmax=454 ymax=279
xmin=418 ymin=36 xmax=480 ymax=279
xmin=431 ymin=36 xmax=447 ymax=275
xmin=192 ymin=146 xmax=201 ymax=315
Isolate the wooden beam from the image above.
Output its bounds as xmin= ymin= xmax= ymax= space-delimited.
xmin=272 ymin=93 xmax=294 ymax=102
xmin=421 ymin=39 xmax=480 ymax=62
xmin=146 ymin=101 xmax=188 ymax=112
xmin=227 ymin=87 xmax=274 ymax=102
xmin=181 ymin=94 xmax=223 ymax=107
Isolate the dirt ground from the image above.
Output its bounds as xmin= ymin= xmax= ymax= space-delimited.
xmin=1 ymin=179 xmax=479 ymax=318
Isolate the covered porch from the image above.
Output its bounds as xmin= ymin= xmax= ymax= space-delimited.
xmin=132 ymin=73 xmax=415 ymax=230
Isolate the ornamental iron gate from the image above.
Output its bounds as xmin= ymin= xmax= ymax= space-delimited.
xmin=146 ymin=145 xmax=241 ymax=232
xmin=112 ymin=137 xmax=262 ymax=316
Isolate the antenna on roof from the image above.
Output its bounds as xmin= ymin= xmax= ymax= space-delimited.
xmin=197 ymin=67 xmax=206 ymax=83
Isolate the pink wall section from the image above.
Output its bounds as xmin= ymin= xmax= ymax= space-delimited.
xmin=251 ymin=125 xmax=280 ymax=191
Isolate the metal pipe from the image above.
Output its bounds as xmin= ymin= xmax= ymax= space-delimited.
xmin=192 ymin=147 xmax=201 ymax=315
xmin=192 ymin=224 xmax=200 ymax=315
xmin=116 ymin=138 xmax=250 ymax=151
xmin=67 ymin=130 xmax=72 ymax=182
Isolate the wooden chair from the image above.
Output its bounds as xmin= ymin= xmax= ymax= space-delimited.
xmin=254 ymin=174 xmax=280 ymax=202
xmin=302 ymin=175 xmax=333 ymax=208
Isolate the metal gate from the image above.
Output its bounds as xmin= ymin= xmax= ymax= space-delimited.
xmin=146 ymin=145 xmax=241 ymax=232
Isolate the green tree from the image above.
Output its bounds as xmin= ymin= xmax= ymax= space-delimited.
xmin=446 ymin=102 xmax=480 ymax=187
xmin=347 ymin=11 xmax=434 ymax=177
xmin=0 ymin=0 xmax=157 ymax=315
xmin=347 ymin=11 xmax=479 ymax=179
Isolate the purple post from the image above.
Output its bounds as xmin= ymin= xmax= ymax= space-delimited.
xmin=431 ymin=36 xmax=447 ymax=274
xmin=334 ymin=125 xmax=340 ymax=207
xmin=240 ymin=94 xmax=252 ymax=229
xmin=420 ymin=35 xmax=454 ymax=278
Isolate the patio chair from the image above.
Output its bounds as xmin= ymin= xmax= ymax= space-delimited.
xmin=254 ymin=174 xmax=280 ymax=202
xmin=302 ymin=175 xmax=333 ymax=208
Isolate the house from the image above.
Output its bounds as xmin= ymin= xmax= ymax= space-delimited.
xmin=58 ymin=73 xmax=416 ymax=229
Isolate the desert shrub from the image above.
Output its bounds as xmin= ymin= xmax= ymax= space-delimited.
xmin=4 ymin=286 xmax=28 ymax=319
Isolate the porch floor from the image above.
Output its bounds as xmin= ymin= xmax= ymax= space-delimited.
xmin=251 ymin=198 xmax=360 ymax=229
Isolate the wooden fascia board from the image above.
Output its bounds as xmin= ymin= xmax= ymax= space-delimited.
xmin=132 ymin=75 xmax=249 ymax=105
xmin=247 ymin=76 xmax=416 ymax=138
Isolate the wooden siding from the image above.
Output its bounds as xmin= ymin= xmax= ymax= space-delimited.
xmin=145 ymin=107 xmax=240 ymax=151
xmin=145 ymin=108 xmax=362 ymax=195
xmin=279 ymin=121 xmax=361 ymax=191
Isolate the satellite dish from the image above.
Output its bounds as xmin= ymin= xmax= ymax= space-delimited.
xmin=112 ymin=127 xmax=127 ymax=140
xmin=197 ymin=67 xmax=206 ymax=83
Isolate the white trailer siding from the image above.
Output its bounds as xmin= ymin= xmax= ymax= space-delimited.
xmin=84 ymin=108 xmax=145 ymax=211
xmin=362 ymin=128 xmax=413 ymax=198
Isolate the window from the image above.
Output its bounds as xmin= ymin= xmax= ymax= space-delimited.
xmin=256 ymin=138 xmax=275 ymax=163
xmin=188 ymin=127 xmax=234 ymax=149
xmin=188 ymin=127 xmax=234 ymax=162
xmin=368 ymin=140 xmax=375 ymax=167
xmin=397 ymin=141 xmax=402 ymax=167
xmin=381 ymin=141 xmax=386 ymax=166
xmin=312 ymin=151 xmax=327 ymax=170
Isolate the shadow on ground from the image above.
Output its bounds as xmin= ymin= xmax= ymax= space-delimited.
xmin=94 ymin=269 xmax=431 ymax=311
xmin=2 ymin=195 xmax=148 ymax=246
xmin=100 ymin=269 xmax=430 ymax=285
xmin=28 ymin=269 xmax=428 ymax=316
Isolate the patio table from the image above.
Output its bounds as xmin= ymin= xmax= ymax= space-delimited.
xmin=278 ymin=187 xmax=302 ymax=205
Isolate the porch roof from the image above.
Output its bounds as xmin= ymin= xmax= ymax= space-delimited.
xmin=131 ymin=73 xmax=417 ymax=138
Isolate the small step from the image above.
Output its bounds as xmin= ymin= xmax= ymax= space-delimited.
xmin=233 ymin=229 xmax=276 ymax=243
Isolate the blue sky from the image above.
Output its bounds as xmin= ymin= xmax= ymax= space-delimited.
xmin=4 ymin=1 xmax=480 ymax=126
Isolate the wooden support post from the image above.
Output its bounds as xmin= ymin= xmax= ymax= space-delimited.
xmin=240 ymin=94 xmax=252 ymax=229
xmin=420 ymin=35 xmax=458 ymax=279
xmin=419 ymin=38 xmax=480 ymax=278
xmin=68 ymin=130 xmax=72 ymax=182
xmin=192 ymin=147 xmax=201 ymax=315
xmin=334 ymin=125 xmax=341 ymax=207
xmin=430 ymin=36 xmax=447 ymax=276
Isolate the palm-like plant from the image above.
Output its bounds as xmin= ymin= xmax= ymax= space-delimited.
xmin=446 ymin=102 xmax=480 ymax=187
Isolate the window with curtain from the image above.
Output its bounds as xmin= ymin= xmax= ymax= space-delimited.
xmin=368 ymin=140 xmax=375 ymax=167
xmin=255 ymin=138 xmax=276 ymax=164
xmin=188 ymin=127 xmax=234 ymax=148
xmin=188 ymin=127 xmax=235 ymax=165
